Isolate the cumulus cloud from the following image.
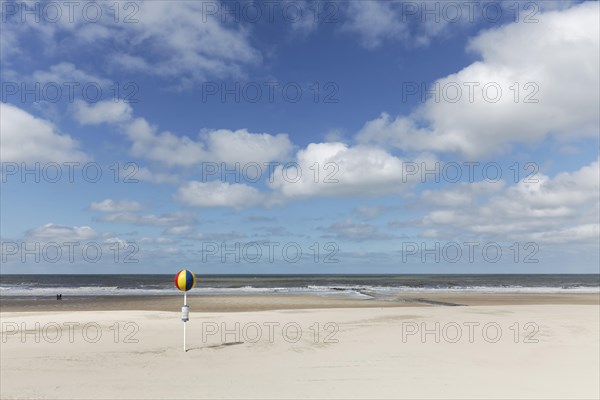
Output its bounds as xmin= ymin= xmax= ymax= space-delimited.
xmin=134 ymin=167 xmax=180 ymax=184
xmin=340 ymin=1 xmax=580 ymax=49
xmin=89 ymin=199 xmax=142 ymax=213
xmin=73 ymin=101 xmax=293 ymax=167
xmin=123 ymin=117 xmax=207 ymax=167
xmin=414 ymin=160 xmax=600 ymax=244
xmin=0 ymin=103 xmax=89 ymax=163
xmin=25 ymin=223 xmax=99 ymax=243
xmin=125 ymin=118 xmax=294 ymax=167
xmin=203 ymin=129 xmax=294 ymax=165
xmin=175 ymin=180 xmax=266 ymax=209
xmin=2 ymin=2 xmax=261 ymax=85
xmin=74 ymin=100 xmax=133 ymax=125
xmin=168 ymin=141 xmax=435 ymax=209
xmin=1 ymin=223 xmax=143 ymax=268
xmin=420 ymin=180 xmax=506 ymax=208
xmin=31 ymin=62 xmax=111 ymax=87
xmin=357 ymin=2 xmax=599 ymax=157
xmin=269 ymin=142 xmax=432 ymax=198
xmin=340 ymin=1 xmax=409 ymax=48
xmin=108 ymin=2 xmax=261 ymax=85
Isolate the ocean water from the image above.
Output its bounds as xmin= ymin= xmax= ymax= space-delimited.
xmin=1 ymin=274 xmax=598 ymax=299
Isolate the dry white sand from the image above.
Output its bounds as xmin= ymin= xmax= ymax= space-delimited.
xmin=1 ymin=305 xmax=598 ymax=399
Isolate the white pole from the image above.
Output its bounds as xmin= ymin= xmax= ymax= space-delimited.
xmin=183 ymin=291 xmax=187 ymax=352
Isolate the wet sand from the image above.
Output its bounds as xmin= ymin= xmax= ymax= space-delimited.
xmin=1 ymin=292 xmax=597 ymax=312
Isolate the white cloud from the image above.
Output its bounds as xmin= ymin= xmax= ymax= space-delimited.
xmin=129 ymin=118 xmax=207 ymax=167
xmin=0 ymin=103 xmax=89 ymax=163
xmin=480 ymin=160 xmax=599 ymax=221
xmin=123 ymin=117 xmax=206 ymax=167
xmin=341 ymin=2 xmax=409 ymax=48
xmin=164 ymin=225 xmax=195 ymax=235
xmin=415 ymin=160 xmax=600 ymax=244
xmin=354 ymin=206 xmax=385 ymax=218
xmin=73 ymin=101 xmax=293 ymax=167
xmin=31 ymin=63 xmax=111 ymax=88
xmin=357 ymin=2 xmax=599 ymax=157
xmin=173 ymin=141 xmax=436 ymax=209
xmin=25 ymin=223 xmax=98 ymax=242
xmin=126 ymin=120 xmax=293 ymax=167
xmin=96 ymin=211 xmax=197 ymax=226
xmin=0 ymin=19 xmax=20 ymax=60
xmin=109 ymin=2 xmax=261 ymax=85
xmin=285 ymin=0 xmax=320 ymax=36
xmin=139 ymin=237 xmax=176 ymax=244
xmin=125 ymin=118 xmax=292 ymax=168
xmin=323 ymin=220 xmax=393 ymax=241
xmin=420 ymin=180 xmax=505 ymax=208
xmin=269 ymin=142 xmax=431 ymax=198
xmin=6 ymin=223 xmax=134 ymax=267
xmin=74 ymin=100 xmax=133 ymax=125
xmin=203 ymin=129 xmax=293 ymax=165
xmin=175 ymin=180 xmax=266 ymax=209
xmin=2 ymin=2 xmax=261 ymax=85
xmin=527 ymin=224 xmax=600 ymax=244
xmin=134 ymin=167 xmax=180 ymax=184
xmin=89 ymin=199 xmax=142 ymax=213
xmin=340 ymin=1 xmax=579 ymax=49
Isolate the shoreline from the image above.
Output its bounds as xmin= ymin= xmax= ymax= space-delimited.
xmin=2 ymin=292 xmax=598 ymax=312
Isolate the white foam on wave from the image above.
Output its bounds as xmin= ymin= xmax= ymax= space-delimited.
xmin=0 ymin=286 xmax=179 ymax=296
xmin=1 ymin=284 xmax=598 ymax=297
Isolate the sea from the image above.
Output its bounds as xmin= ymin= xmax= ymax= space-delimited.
xmin=1 ymin=274 xmax=598 ymax=300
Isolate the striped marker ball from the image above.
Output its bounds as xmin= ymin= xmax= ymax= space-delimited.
xmin=174 ymin=269 xmax=196 ymax=291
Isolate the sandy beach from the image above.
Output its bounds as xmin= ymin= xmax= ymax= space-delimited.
xmin=1 ymin=294 xmax=599 ymax=399
xmin=3 ymin=0 xmax=599 ymax=398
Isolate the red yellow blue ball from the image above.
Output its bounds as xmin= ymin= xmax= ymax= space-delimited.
xmin=174 ymin=269 xmax=196 ymax=291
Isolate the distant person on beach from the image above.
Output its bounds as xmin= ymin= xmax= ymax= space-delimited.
xmin=56 ymin=294 xmax=62 ymax=300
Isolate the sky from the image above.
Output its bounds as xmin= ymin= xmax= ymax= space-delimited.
xmin=0 ymin=0 xmax=598 ymax=274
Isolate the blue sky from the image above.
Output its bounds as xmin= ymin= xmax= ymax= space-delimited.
xmin=1 ymin=0 xmax=598 ymax=274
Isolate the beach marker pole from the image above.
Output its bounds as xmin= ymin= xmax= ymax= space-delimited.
xmin=183 ymin=291 xmax=187 ymax=352
xmin=174 ymin=269 xmax=196 ymax=353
